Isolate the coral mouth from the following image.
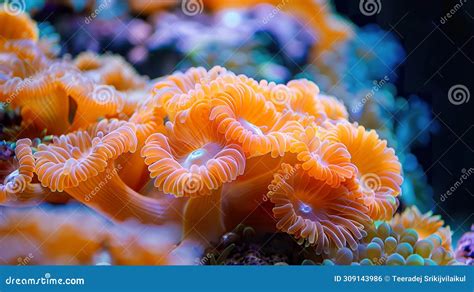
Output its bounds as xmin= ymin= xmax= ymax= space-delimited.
xmin=238 ymin=118 xmax=265 ymax=136
xmin=181 ymin=142 xmax=223 ymax=168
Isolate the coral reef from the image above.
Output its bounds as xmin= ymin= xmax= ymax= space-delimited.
xmin=322 ymin=219 xmax=458 ymax=266
xmin=0 ymin=2 xmax=462 ymax=266
xmin=31 ymin=1 xmax=435 ymax=211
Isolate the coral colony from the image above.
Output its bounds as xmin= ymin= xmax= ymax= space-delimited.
xmin=0 ymin=2 xmax=467 ymax=266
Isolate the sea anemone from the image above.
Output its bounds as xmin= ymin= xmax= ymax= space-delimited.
xmin=0 ymin=138 xmax=49 ymax=205
xmin=284 ymin=79 xmax=348 ymax=123
xmin=117 ymin=105 xmax=167 ymax=191
xmin=0 ymin=9 xmax=38 ymax=42
xmin=73 ymin=52 xmax=148 ymax=116
xmin=151 ymin=66 xmax=228 ymax=119
xmin=73 ymin=52 xmax=146 ymax=90
xmin=0 ymin=40 xmax=73 ymax=134
xmin=324 ymin=122 xmax=403 ymax=220
xmin=267 ymin=163 xmax=371 ymax=254
xmin=291 ymin=125 xmax=356 ymax=187
xmin=33 ymin=119 xmax=170 ymax=224
xmin=0 ymin=12 xmax=75 ymax=135
xmin=142 ymin=102 xmax=246 ymax=197
xmin=59 ymin=69 xmax=125 ymax=130
xmin=142 ymin=101 xmax=246 ymax=244
xmin=209 ymin=80 xmax=300 ymax=158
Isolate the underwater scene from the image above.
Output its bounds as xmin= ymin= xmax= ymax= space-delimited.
xmin=0 ymin=0 xmax=473 ymax=268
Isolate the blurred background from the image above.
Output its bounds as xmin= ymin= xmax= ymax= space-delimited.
xmin=333 ymin=0 xmax=474 ymax=242
xmin=2 ymin=0 xmax=473 ymax=242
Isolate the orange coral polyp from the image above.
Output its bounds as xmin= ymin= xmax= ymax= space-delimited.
xmin=283 ymin=79 xmax=348 ymax=123
xmin=34 ymin=120 xmax=172 ymax=224
xmin=74 ymin=52 xmax=147 ymax=91
xmin=151 ymin=66 xmax=228 ymax=118
xmin=117 ymin=106 xmax=167 ymax=191
xmin=325 ymin=122 xmax=403 ymax=220
xmin=209 ymin=81 xmax=298 ymax=158
xmin=142 ymin=102 xmax=246 ymax=197
xmin=0 ymin=40 xmax=49 ymax=83
xmin=292 ymin=126 xmax=356 ymax=187
xmin=0 ymin=41 xmax=71 ymax=134
xmin=59 ymin=72 xmax=125 ymax=130
xmin=268 ymin=164 xmax=370 ymax=254
xmin=0 ymin=9 xmax=38 ymax=42
xmin=34 ymin=123 xmax=137 ymax=192
xmin=0 ymin=139 xmax=48 ymax=205
xmin=317 ymin=94 xmax=349 ymax=121
xmin=72 ymin=52 xmax=150 ymax=117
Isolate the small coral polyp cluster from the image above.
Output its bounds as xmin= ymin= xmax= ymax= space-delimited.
xmin=324 ymin=209 xmax=456 ymax=266
xmin=0 ymin=9 xmax=456 ymax=265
